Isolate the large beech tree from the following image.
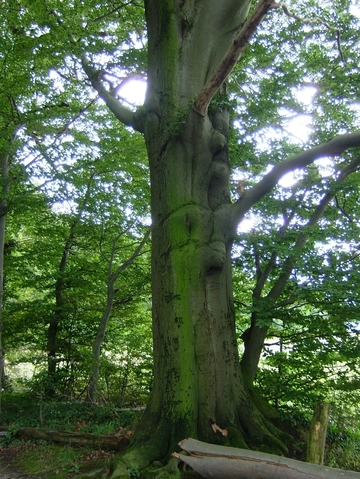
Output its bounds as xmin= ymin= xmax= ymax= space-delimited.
xmin=3 ymin=0 xmax=360 ymax=476
xmin=81 ymin=1 xmax=360 ymax=475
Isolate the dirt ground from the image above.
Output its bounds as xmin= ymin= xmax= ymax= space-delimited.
xmin=0 ymin=447 xmax=37 ymax=479
xmin=0 ymin=463 xmax=36 ymax=479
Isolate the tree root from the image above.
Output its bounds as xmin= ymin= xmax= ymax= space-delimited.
xmin=109 ymin=456 xmax=183 ymax=479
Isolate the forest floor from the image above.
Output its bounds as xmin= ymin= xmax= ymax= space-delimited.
xmin=0 ymin=464 xmax=37 ymax=478
xmin=0 ymin=439 xmax=115 ymax=479
xmin=0 ymin=445 xmax=39 ymax=478
xmin=0 ymin=393 xmax=135 ymax=478
xmin=0 ymin=441 xmax=202 ymax=479
xmin=0 ymin=393 xmax=358 ymax=478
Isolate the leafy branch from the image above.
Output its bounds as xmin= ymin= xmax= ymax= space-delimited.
xmin=240 ymin=155 xmax=360 ymax=381
xmin=271 ymin=3 xmax=346 ymax=65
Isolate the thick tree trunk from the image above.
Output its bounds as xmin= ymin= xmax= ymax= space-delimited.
xmin=112 ymin=110 xmax=287 ymax=477
xmin=140 ymin=109 xmax=267 ymax=452
xmin=109 ymin=5 xmax=288 ymax=476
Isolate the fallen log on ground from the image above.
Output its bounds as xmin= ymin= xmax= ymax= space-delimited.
xmin=173 ymin=438 xmax=360 ymax=479
xmin=0 ymin=426 xmax=130 ymax=452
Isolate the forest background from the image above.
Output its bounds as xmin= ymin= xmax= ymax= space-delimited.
xmin=1 ymin=0 xmax=360 ymax=477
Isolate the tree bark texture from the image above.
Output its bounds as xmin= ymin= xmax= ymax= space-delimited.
xmin=307 ymin=401 xmax=330 ymax=465
xmin=175 ymin=438 xmax=360 ymax=479
xmin=113 ymin=3 xmax=288 ymax=472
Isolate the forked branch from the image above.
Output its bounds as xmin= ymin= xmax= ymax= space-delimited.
xmin=82 ymin=56 xmax=145 ymax=133
xmin=194 ymin=0 xmax=275 ymax=115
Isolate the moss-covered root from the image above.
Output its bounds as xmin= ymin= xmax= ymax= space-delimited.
xmin=110 ymin=456 xmax=183 ymax=479
xmin=147 ymin=457 xmax=182 ymax=479
xmin=109 ymin=461 xmax=131 ymax=479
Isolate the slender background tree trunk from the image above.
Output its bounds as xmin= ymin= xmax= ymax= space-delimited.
xmin=0 ymin=151 xmax=10 ymax=413
xmin=46 ymin=176 xmax=94 ymax=396
xmin=87 ymin=228 xmax=149 ymax=402
xmin=0 ymin=126 xmax=17 ymax=411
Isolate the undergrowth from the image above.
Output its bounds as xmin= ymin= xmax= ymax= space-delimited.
xmin=18 ymin=443 xmax=113 ymax=479
xmin=0 ymin=392 xmax=139 ymax=478
xmin=0 ymin=391 xmax=137 ymax=433
xmin=326 ymin=427 xmax=360 ymax=471
xmin=278 ymin=406 xmax=360 ymax=472
xmin=1 ymin=393 xmax=360 ymax=477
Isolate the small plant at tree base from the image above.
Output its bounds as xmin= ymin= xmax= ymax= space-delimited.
xmin=68 ymin=463 xmax=80 ymax=473
xmin=127 ymin=467 xmax=140 ymax=477
xmin=2 ymin=423 xmax=20 ymax=446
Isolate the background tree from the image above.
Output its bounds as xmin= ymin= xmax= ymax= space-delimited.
xmin=1 ymin=0 xmax=150 ymax=402
xmin=87 ymin=224 xmax=150 ymax=403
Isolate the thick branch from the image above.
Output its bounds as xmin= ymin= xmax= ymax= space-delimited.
xmin=232 ymin=131 xmax=360 ymax=228
xmin=82 ymin=57 xmax=145 ymax=133
xmin=268 ymin=154 xmax=360 ymax=300
xmin=194 ymin=0 xmax=275 ymax=115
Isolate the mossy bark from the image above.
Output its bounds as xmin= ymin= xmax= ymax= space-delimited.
xmin=111 ymin=108 xmax=288 ymax=477
xmin=307 ymin=402 xmax=330 ymax=465
xmin=110 ymin=2 xmax=288 ymax=476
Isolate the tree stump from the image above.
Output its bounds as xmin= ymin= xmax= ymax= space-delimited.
xmin=307 ymin=401 xmax=330 ymax=465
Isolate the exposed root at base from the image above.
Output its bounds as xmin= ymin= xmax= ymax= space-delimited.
xmin=109 ymin=456 xmax=184 ymax=479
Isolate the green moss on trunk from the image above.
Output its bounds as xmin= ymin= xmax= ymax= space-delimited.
xmin=110 ymin=3 xmax=291 ymax=476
